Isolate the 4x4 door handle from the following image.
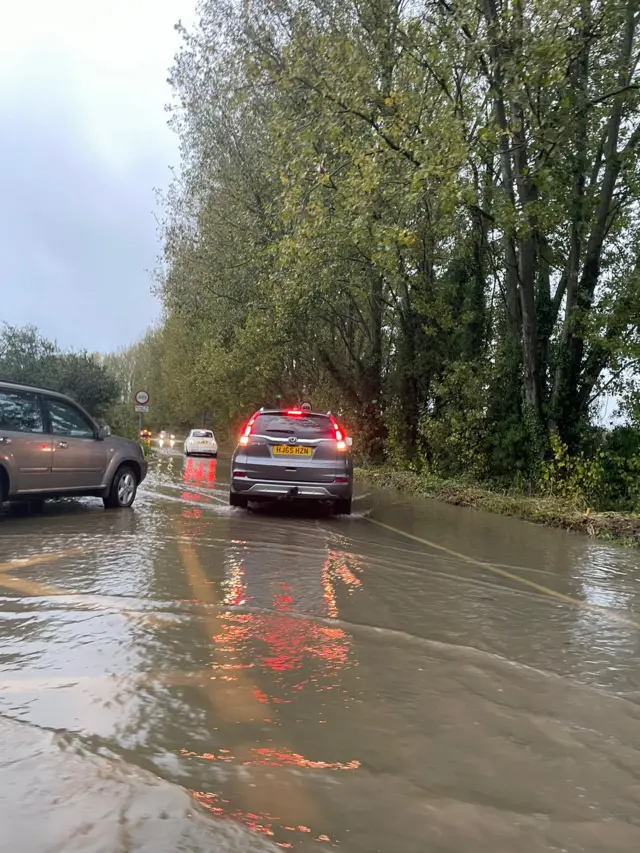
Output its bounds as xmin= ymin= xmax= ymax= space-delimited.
xmin=0 ymin=436 xmax=11 ymax=444
xmin=57 ymin=441 xmax=68 ymax=449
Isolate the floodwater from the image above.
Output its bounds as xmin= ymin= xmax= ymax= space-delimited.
xmin=2 ymin=451 xmax=640 ymax=853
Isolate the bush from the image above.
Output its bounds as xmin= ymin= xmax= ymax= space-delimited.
xmin=538 ymin=429 xmax=640 ymax=512
xmin=538 ymin=433 xmax=605 ymax=509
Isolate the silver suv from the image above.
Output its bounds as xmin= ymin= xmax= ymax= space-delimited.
xmin=230 ymin=407 xmax=353 ymax=514
xmin=0 ymin=381 xmax=148 ymax=509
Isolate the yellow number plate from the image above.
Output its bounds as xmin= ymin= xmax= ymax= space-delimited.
xmin=272 ymin=445 xmax=312 ymax=457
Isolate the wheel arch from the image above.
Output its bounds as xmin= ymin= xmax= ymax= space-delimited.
xmin=108 ymin=458 xmax=142 ymax=487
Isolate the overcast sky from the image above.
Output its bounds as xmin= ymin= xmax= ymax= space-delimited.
xmin=0 ymin=0 xmax=194 ymax=353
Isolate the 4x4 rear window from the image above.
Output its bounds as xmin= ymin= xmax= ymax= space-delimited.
xmin=253 ymin=413 xmax=334 ymax=439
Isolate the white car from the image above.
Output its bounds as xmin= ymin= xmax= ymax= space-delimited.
xmin=184 ymin=429 xmax=218 ymax=457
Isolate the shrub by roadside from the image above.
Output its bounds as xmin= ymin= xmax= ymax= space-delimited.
xmin=356 ymin=467 xmax=640 ymax=547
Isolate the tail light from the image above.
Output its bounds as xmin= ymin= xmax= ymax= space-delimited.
xmin=286 ymin=409 xmax=304 ymax=416
xmin=329 ymin=415 xmax=346 ymax=446
xmin=239 ymin=412 xmax=259 ymax=446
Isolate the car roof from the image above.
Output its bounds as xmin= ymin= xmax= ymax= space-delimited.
xmin=0 ymin=379 xmax=74 ymax=401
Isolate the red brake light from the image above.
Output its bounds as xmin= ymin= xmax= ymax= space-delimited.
xmin=286 ymin=409 xmax=303 ymax=416
xmin=329 ymin=415 xmax=345 ymax=442
xmin=239 ymin=412 xmax=259 ymax=446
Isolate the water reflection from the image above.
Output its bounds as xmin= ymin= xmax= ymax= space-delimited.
xmin=217 ymin=524 xmax=361 ymax=703
xmin=183 ymin=456 xmax=218 ymax=491
xmin=7 ymin=454 xmax=640 ymax=852
xmin=170 ymin=513 xmax=363 ymax=848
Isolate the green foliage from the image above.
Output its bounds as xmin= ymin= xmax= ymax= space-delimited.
xmin=0 ymin=323 xmax=119 ymax=418
xmin=104 ymin=402 xmax=140 ymax=441
xmin=418 ymin=361 xmax=491 ymax=481
xmin=538 ymin=434 xmax=606 ymax=509
xmin=537 ymin=427 xmax=640 ymax=513
xmin=121 ymin=0 xmax=640 ymax=509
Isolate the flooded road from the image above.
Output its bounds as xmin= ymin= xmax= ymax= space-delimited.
xmin=2 ymin=450 xmax=640 ymax=852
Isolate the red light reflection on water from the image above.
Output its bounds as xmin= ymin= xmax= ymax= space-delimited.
xmin=182 ymin=507 xmax=201 ymax=519
xmin=190 ymin=790 xmax=337 ymax=847
xmin=186 ymin=543 xmax=363 ymax=847
xmin=183 ymin=457 xmax=217 ymax=488
xmin=181 ymin=746 xmax=359 ymax=771
xmin=250 ymin=747 xmax=359 ymax=771
xmin=211 ymin=547 xmax=362 ymax=701
xmin=179 ymin=457 xmax=219 ymax=527
xmin=213 ymin=612 xmax=350 ymax=680
xmin=190 ymin=790 xmax=277 ymax=838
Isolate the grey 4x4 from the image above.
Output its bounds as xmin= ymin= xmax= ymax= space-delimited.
xmin=0 ymin=381 xmax=148 ymax=509
xmin=230 ymin=407 xmax=353 ymax=514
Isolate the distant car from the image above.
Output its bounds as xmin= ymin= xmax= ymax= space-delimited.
xmin=158 ymin=431 xmax=175 ymax=448
xmin=0 ymin=380 xmax=147 ymax=508
xmin=139 ymin=428 xmax=152 ymax=441
xmin=230 ymin=406 xmax=353 ymax=513
xmin=184 ymin=429 xmax=218 ymax=457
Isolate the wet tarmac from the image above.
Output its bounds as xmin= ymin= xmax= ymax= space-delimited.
xmin=1 ymin=450 xmax=640 ymax=852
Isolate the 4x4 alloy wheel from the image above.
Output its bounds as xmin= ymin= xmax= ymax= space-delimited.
xmin=103 ymin=466 xmax=138 ymax=509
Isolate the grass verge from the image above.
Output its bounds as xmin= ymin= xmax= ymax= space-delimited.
xmin=356 ymin=466 xmax=640 ymax=548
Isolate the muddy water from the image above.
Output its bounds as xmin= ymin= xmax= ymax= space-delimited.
xmin=1 ymin=451 xmax=640 ymax=852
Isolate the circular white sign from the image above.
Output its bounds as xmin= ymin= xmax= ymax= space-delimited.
xmin=134 ymin=390 xmax=150 ymax=405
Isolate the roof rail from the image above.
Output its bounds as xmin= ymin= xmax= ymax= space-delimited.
xmin=0 ymin=378 xmax=63 ymax=395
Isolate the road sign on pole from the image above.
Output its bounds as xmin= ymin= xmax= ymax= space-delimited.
xmin=134 ymin=390 xmax=150 ymax=405
xmin=134 ymin=405 xmax=150 ymax=413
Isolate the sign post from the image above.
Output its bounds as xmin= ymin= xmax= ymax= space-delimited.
xmin=134 ymin=391 xmax=150 ymax=433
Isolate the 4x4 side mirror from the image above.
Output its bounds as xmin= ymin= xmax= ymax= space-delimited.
xmin=98 ymin=425 xmax=112 ymax=439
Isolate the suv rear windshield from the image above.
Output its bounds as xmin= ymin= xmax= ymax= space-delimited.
xmin=192 ymin=430 xmax=213 ymax=438
xmin=253 ymin=413 xmax=335 ymax=439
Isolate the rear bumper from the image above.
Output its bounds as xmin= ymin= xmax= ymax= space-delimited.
xmin=231 ymin=476 xmax=351 ymax=501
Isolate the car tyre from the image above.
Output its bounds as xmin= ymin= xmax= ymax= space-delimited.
xmin=0 ymin=468 xmax=8 ymax=505
xmin=103 ymin=465 xmax=138 ymax=509
xmin=335 ymin=497 xmax=352 ymax=515
xmin=229 ymin=492 xmax=248 ymax=509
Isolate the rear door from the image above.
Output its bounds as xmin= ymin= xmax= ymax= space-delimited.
xmin=0 ymin=387 xmax=52 ymax=493
xmin=45 ymin=396 xmax=109 ymax=489
xmin=246 ymin=413 xmax=339 ymax=483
